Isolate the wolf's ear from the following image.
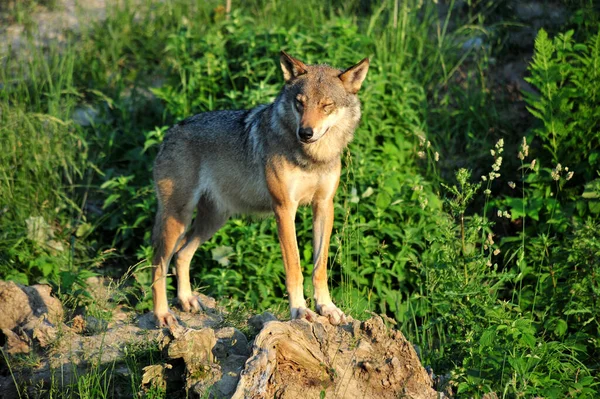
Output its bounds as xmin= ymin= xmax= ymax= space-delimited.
xmin=280 ymin=51 xmax=308 ymax=82
xmin=339 ymin=58 xmax=370 ymax=94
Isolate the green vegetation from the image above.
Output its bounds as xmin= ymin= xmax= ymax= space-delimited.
xmin=1 ymin=0 xmax=599 ymax=397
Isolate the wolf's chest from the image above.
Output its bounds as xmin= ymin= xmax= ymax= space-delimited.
xmin=284 ymin=169 xmax=323 ymax=206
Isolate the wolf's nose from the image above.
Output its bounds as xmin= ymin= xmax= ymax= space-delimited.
xmin=298 ymin=127 xmax=314 ymax=142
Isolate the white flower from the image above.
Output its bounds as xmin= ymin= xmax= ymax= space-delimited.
xmin=492 ymin=156 xmax=503 ymax=171
xmin=521 ymin=137 xmax=529 ymax=157
xmin=362 ymin=187 xmax=374 ymax=198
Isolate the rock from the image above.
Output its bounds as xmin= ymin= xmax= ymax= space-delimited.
xmin=70 ymin=314 xmax=86 ymax=334
xmin=0 ymin=281 xmax=33 ymax=330
xmin=515 ymin=2 xmax=544 ymax=20
xmin=72 ymin=105 xmax=101 ymax=126
xmin=0 ymin=281 xmax=63 ymax=332
xmin=0 ymin=280 xmax=63 ymax=354
xmin=137 ymin=312 xmax=159 ymax=330
xmin=462 ymin=37 xmax=484 ymax=52
xmin=248 ymin=311 xmax=277 ymax=331
xmin=26 ymin=319 xmax=58 ymax=348
xmin=508 ymin=1 xmax=568 ymax=50
xmin=215 ymin=327 xmax=250 ymax=357
xmin=502 ymin=61 xmax=536 ymax=95
xmin=1 ymin=328 xmax=32 ymax=355
xmin=2 ymin=283 xmax=440 ymax=399
xmin=84 ymin=316 xmax=109 ymax=334
xmin=25 ymin=284 xmax=63 ymax=323
xmin=213 ymin=327 xmax=251 ymax=397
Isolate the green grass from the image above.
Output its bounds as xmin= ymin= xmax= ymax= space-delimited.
xmin=1 ymin=0 xmax=599 ymax=397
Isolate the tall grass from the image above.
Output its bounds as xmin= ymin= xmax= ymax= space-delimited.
xmin=0 ymin=44 xmax=88 ymax=283
xmin=0 ymin=0 xmax=598 ymax=397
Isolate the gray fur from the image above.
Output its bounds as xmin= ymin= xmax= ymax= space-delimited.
xmin=151 ymin=53 xmax=369 ymax=327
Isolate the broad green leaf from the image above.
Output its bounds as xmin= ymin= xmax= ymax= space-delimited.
xmin=375 ymin=191 xmax=392 ymax=210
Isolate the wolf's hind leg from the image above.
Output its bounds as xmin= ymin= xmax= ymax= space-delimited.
xmin=174 ymin=197 xmax=228 ymax=313
xmin=152 ymin=154 xmax=200 ymax=327
xmin=152 ymin=209 xmax=192 ymax=327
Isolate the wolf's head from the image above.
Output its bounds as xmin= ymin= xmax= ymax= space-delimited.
xmin=278 ymin=51 xmax=369 ymax=146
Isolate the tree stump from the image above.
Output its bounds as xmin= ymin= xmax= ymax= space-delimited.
xmin=232 ymin=315 xmax=439 ymax=399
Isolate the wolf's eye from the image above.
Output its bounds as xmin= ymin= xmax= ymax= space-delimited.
xmin=295 ymin=98 xmax=304 ymax=110
xmin=323 ymin=103 xmax=335 ymax=114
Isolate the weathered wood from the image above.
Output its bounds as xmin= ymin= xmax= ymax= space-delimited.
xmin=233 ymin=316 xmax=438 ymax=399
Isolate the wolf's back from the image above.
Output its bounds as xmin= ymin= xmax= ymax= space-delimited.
xmin=154 ymin=107 xmax=273 ymax=214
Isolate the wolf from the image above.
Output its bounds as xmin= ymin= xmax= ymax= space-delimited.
xmin=151 ymin=51 xmax=369 ymax=327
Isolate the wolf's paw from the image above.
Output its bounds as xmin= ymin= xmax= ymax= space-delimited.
xmin=155 ymin=310 xmax=179 ymax=328
xmin=177 ymin=294 xmax=206 ymax=313
xmin=317 ymin=303 xmax=347 ymax=325
xmin=291 ymin=306 xmax=319 ymax=322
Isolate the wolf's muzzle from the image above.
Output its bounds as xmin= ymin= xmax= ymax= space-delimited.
xmin=298 ymin=127 xmax=314 ymax=143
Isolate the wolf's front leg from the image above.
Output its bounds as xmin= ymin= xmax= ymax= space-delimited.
xmin=312 ymin=198 xmax=346 ymax=325
xmin=273 ymin=203 xmax=318 ymax=322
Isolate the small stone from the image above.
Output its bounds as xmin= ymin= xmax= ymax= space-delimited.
xmin=84 ymin=316 xmax=108 ymax=334
xmin=515 ymin=2 xmax=544 ymax=20
xmin=248 ymin=311 xmax=277 ymax=331
xmin=72 ymin=106 xmax=101 ymax=127
xmin=462 ymin=37 xmax=483 ymax=52
xmin=215 ymin=327 xmax=250 ymax=357
xmin=1 ymin=328 xmax=31 ymax=354
xmin=27 ymin=319 xmax=58 ymax=348
xmin=71 ymin=315 xmax=86 ymax=334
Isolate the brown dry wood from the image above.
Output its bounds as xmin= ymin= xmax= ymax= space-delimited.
xmin=232 ymin=316 xmax=439 ymax=399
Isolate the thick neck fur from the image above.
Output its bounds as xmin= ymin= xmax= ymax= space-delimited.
xmin=250 ymin=91 xmax=361 ymax=170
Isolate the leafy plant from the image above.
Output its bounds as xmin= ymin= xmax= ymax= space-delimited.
xmin=524 ymin=28 xmax=600 ymax=176
xmin=1 ymin=1 xmax=599 ymax=397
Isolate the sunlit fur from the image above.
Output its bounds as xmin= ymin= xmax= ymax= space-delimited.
xmin=151 ymin=52 xmax=369 ymax=327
